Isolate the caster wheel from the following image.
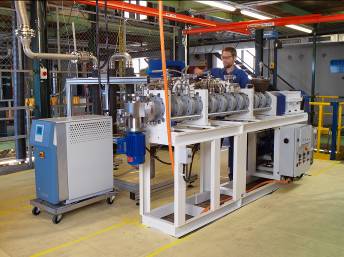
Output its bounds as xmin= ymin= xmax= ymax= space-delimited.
xmin=52 ymin=214 xmax=63 ymax=224
xmin=32 ymin=207 xmax=40 ymax=216
xmin=106 ymin=196 xmax=115 ymax=205
xmin=136 ymin=201 xmax=140 ymax=206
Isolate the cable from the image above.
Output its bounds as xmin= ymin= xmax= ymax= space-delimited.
xmin=201 ymin=179 xmax=290 ymax=214
xmin=187 ymin=144 xmax=199 ymax=181
xmin=158 ymin=0 xmax=175 ymax=174
xmin=146 ymin=147 xmax=171 ymax=165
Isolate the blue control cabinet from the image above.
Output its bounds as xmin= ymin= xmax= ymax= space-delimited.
xmin=30 ymin=116 xmax=114 ymax=206
xmin=30 ymin=120 xmax=60 ymax=204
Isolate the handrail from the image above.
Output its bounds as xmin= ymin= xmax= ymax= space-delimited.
xmin=309 ymin=102 xmax=331 ymax=106
xmin=260 ymin=62 xmax=296 ymax=90
xmin=309 ymin=100 xmax=344 ymax=160
xmin=235 ymin=56 xmax=255 ymax=74
xmin=243 ymin=49 xmax=296 ymax=90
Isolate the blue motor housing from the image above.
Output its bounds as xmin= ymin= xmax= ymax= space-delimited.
xmin=115 ymin=132 xmax=146 ymax=165
xmin=146 ymin=59 xmax=185 ymax=78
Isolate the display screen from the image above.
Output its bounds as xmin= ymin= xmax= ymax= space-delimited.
xmin=36 ymin=125 xmax=44 ymax=136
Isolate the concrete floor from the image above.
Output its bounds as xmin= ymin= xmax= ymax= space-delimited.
xmin=1 ymin=158 xmax=344 ymax=257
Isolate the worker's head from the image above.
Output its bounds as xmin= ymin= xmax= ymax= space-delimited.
xmin=221 ymin=47 xmax=237 ymax=69
xmin=193 ymin=66 xmax=206 ymax=76
xmin=188 ymin=58 xmax=207 ymax=76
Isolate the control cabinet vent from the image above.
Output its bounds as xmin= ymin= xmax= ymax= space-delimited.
xmin=68 ymin=119 xmax=112 ymax=144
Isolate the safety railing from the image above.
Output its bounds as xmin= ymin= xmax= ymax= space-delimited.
xmin=307 ymin=95 xmax=344 ymax=160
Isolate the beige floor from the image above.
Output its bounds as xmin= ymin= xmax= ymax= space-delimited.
xmin=1 ymin=158 xmax=344 ymax=257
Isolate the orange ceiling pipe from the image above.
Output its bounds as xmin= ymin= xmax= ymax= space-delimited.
xmin=184 ymin=13 xmax=344 ymax=35
xmin=75 ymin=0 xmax=250 ymax=35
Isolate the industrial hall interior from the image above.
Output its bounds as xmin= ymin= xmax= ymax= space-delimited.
xmin=1 ymin=0 xmax=344 ymax=256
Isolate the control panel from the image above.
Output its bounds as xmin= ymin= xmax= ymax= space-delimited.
xmin=279 ymin=124 xmax=313 ymax=178
xmin=34 ymin=124 xmax=44 ymax=143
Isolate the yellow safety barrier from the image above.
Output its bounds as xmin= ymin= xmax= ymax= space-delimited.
xmin=337 ymin=102 xmax=344 ymax=152
xmin=309 ymin=102 xmax=330 ymax=153
xmin=310 ymin=96 xmax=344 ymax=158
xmin=315 ymin=95 xmax=339 ymax=102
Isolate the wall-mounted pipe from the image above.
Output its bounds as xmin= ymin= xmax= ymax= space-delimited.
xmin=14 ymin=1 xmax=98 ymax=68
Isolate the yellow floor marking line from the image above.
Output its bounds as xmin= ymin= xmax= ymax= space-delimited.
xmin=145 ymin=236 xmax=190 ymax=257
xmin=30 ymin=218 xmax=138 ymax=257
xmin=144 ymin=162 xmax=344 ymax=257
xmin=0 ymin=194 xmax=35 ymax=206
xmin=0 ymin=204 xmax=31 ymax=218
xmin=310 ymin=161 xmax=342 ymax=176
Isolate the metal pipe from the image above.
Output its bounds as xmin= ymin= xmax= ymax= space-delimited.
xmin=56 ymin=6 xmax=61 ymax=70
xmin=72 ymin=22 xmax=79 ymax=76
xmin=310 ymin=25 xmax=318 ymax=125
xmin=14 ymin=1 xmax=98 ymax=67
xmin=15 ymin=1 xmax=29 ymax=26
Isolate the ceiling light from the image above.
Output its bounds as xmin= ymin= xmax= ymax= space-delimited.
xmin=195 ymin=1 xmax=236 ymax=12
xmin=241 ymin=10 xmax=313 ymax=34
xmin=285 ymin=24 xmax=313 ymax=34
xmin=240 ymin=10 xmax=272 ymax=20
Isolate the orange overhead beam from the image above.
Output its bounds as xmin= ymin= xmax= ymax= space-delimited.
xmin=184 ymin=14 xmax=344 ymax=35
xmin=75 ymin=0 xmax=250 ymax=35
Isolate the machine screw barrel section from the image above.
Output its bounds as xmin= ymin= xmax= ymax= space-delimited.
xmin=114 ymin=76 xmax=256 ymax=165
xmin=254 ymin=92 xmax=272 ymax=109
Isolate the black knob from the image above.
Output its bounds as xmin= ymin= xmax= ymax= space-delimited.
xmin=284 ymin=138 xmax=289 ymax=144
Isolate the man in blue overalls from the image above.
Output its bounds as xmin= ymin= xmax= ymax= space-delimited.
xmin=211 ymin=47 xmax=250 ymax=180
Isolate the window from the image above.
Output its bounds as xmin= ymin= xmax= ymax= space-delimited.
xmin=139 ymin=1 xmax=147 ymax=20
xmin=124 ymin=1 xmax=147 ymax=20
xmin=124 ymin=0 xmax=130 ymax=18
xmin=132 ymin=57 xmax=148 ymax=76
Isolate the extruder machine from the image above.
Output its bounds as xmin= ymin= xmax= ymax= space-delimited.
xmin=115 ymin=75 xmax=312 ymax=237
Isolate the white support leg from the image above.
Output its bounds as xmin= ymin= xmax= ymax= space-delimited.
xmin=210 ymin=139 xmax=221 ymax=211
xmin=273 ymin=128 xmax=281 ymax=180
xmin=247 ymin=133 xmax=257 ymax=176
xmin=174 ymin=145 xmax=186 ymax=227
xmin=139 ymin=160 xmax=151 ymax=216
xmin=200 ymin=141 xmax=211 ymax=193
xmin=233 ymin=133 xmax=248 ymax=201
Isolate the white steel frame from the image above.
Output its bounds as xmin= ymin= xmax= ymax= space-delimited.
xmin=140 ymin=111 xmax=308 ymax=237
